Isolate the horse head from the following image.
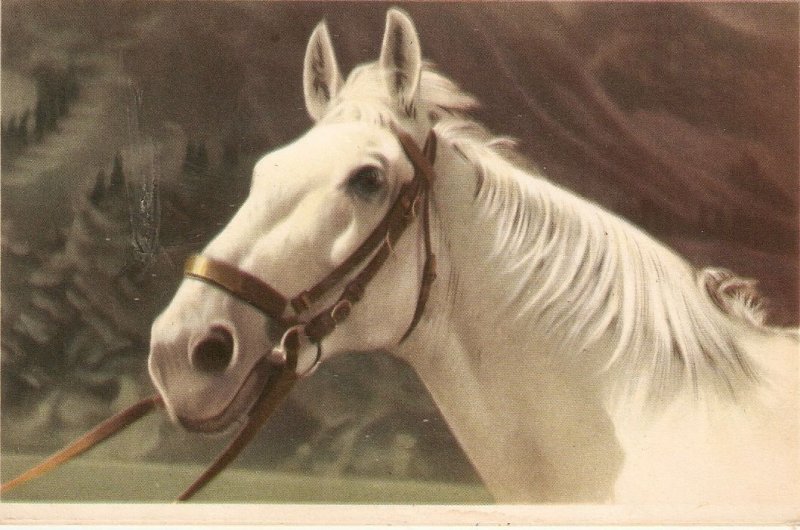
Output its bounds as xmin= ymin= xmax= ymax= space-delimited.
xmin=148 ymin=9 xmax=436 ymax=434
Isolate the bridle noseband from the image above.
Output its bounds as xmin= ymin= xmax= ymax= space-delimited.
xmin=184 ymin=127 xmax=438 ymax=374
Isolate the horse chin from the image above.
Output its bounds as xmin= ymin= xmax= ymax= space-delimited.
xmin=175 ymin=359 xmax=273 ymax=434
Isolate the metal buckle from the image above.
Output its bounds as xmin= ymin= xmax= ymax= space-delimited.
xmin=268 ymin=325 xmax=323 ymax=378
xmin=330 ymin=299 xmax=352 ymax=324
xmin=298 ymin=342 xmax=323 ymax=378
xmin=267 ymin=324 xmax=304 ymax=367
xmin=409 ymin=193 xmax=423 ymax=219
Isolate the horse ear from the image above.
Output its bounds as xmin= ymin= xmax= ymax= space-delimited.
xmin=303 ymin=21 xmax=343 ymax=121
xmin=379 ymin=9 xmax=422 ymax=116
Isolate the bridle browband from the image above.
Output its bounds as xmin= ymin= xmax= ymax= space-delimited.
xmin=184 ymin=127 xmax=438 ymax=373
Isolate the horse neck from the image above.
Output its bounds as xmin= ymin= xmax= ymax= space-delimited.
xmin=395 ymin=141 xmax=625 ymax=501
xmin=395 ymin=134 xmax=799 ymax=503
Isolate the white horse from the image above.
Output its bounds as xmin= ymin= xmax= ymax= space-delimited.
xmin=148 ymin=9 xmax=799 ymax=504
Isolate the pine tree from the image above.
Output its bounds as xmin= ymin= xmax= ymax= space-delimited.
xmin=1 ymin=116 xmax=9 ymax=143
xmin=2 ymin=116 xmax=18 ymax=154
xmin=221 ymin=141 xmax=239 ymax=168
xmin=108 ymin=153 xmax=126 ymax=196
xmin=56 ymin=76 xmax=69 ymax=118
xmin=195 ymin=142 xmax=209 ymax=171
xmin=130 ymin=165 xmax=161 ymax=264
xmin=34 ymin=98 xmax=47 ymax=142
xmin=1 ymin=162 xmax=157 ymax=452
xmin=17 ymin=111 xmax=30 ymax=146
xmin=90 ymin=170 xmax=107 ymax=206
xmin=65 ymin=63 xmax=80 ymax=103
xmin=35 ymin=67 xmax=60 ymax=132
xmin=28 ymin=64 xmax=81 ymax=145
xmin=182 ymin=141 xmax=197 ymax=173
xmin=182 ymin=140 xmax=210 ymax=174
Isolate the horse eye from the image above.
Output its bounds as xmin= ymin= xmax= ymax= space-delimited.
xmin=347 ymin=166 xmax=384 ymax=200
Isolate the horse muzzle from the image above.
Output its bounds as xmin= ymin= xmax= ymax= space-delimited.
xmin=148 ymin=322 xmax=263 ymax=433
xmin=174 ymin=358 xmax=276 ymax=434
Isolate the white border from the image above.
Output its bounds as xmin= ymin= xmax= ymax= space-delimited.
xmin=3 ymin=503 xmax=800 ymax=526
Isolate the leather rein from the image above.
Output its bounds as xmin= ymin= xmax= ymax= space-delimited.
xmin=184 ymin=127 xmax=438 ymax=373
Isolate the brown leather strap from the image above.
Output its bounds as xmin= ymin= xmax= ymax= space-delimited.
xmin=0 ymin=395 xmax=164 ymax=495
xmin=304 ymin=193 xmax=418 ymax=342
xmin=185 ymin=255 xmax=291 ymax=324
xmin=400 ymin=130 xmax=437 ymax=342
xmin=177 ymin=347 xmax=299 ymax=501
xmin=395 ymin=128 xmax=437 ymax=189
xmin=292 ymin=129 xmax=436 ymax=315
xmin=304 ymin=129 xmax=437 ymax=344
xmin=183 ymin=127 xmax=438 ymax=353
xmin=290 ymin=175 xmax=422 ymax=313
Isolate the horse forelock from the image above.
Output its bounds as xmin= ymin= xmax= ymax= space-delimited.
xmin=321 ymin=62 xmax=478 ymax=127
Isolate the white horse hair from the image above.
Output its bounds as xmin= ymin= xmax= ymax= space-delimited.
xmin=328 ymin=62 xmax=770 ymax=407
xmin=149 ymin=9 xmax=799 ymax=506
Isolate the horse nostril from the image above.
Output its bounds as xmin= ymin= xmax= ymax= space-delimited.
xmin=191 ymin=327 xmax=235 ymax=373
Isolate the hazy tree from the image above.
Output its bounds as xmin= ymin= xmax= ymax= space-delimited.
xmin=28 ymin=64 xmax=81 ymax=143
xmin=221 ymin=141 xmax=239 ymax=168
xmin=2 ymin=115 xmax=19 ymax=154
xmin=34 ymin=98 xmax=47 ymax=141
xmin=65 ymin=63 xmax=80 ymax=102
xmin=130 ymin=166 xmax=161 ymax=266
xmin=1 ymin=159 xmax=155 ymax=452
xmin=89 ymin=170 xmax=107 ymax=206
xmin=17 ymin=111 xmax=30 ymax=146
xmin=182 ymin=140 xmax=210 ymax=174
xmin=182 ymin=141 xmax=197 ymax=173
xmin=108 ymin=153 xmax=126 ymax=197
xmin=195 ymin=142 xmax=209 ymax=170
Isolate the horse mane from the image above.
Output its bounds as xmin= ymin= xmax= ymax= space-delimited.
xmin=328 ymin=62 xmax=771 ymax=406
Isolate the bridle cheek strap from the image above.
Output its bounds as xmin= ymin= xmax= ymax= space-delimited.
xmin=183 ymin=128 xmax=438 ymax=367
xmin=397 ymin=130 xmax=437 ymax=342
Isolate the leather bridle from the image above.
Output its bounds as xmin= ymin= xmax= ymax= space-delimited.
xmin=175 ymin=126 xmax=439 ymax=500
xmin=0 ymin=127 xmax=441 ymax=502
xmin=183 ymin=127 xmax=438 ymax=374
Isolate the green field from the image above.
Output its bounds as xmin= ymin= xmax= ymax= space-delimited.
xmin=1 ymin=454 xmax=490 ymax=504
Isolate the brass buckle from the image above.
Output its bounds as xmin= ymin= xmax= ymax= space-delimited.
xmin=409 ymin=193 xmax=423 ymax=219
xmin=268 ymin=325 xmax=322 ymax=378
xmin=267 ymin=324 xmax=304 ymax=367
xmin=330 ymin=299 xmax=352 ymax=324
xmin=298 ymin=342 xmax=323 ymax=378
